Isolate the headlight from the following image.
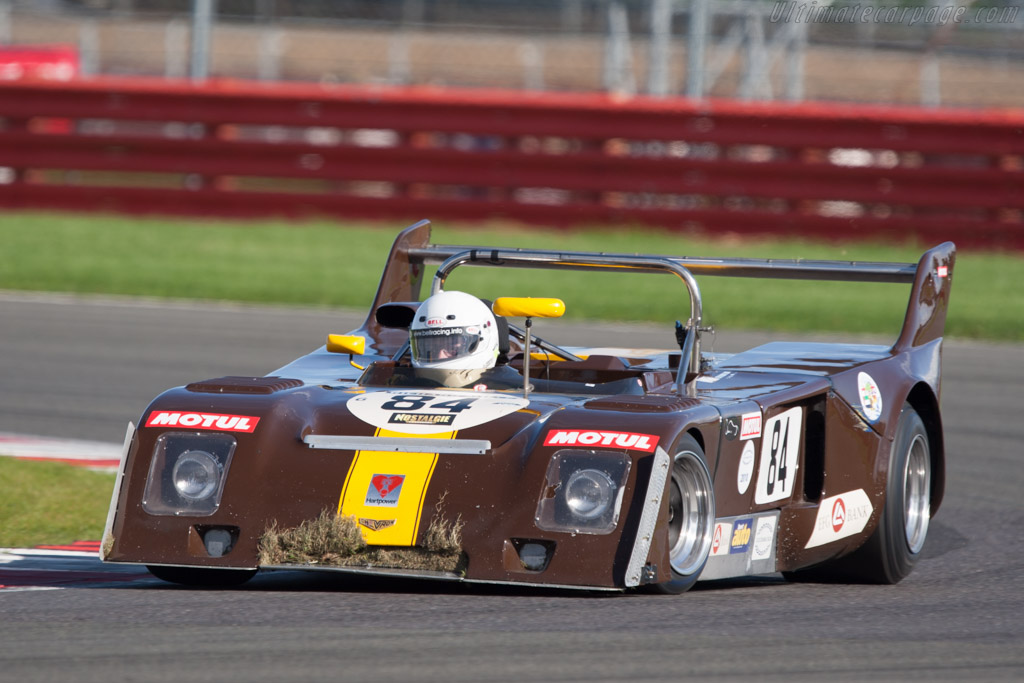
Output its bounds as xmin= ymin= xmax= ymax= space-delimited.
xmin=565 ymin=469 xmax=615 ymax=520
xmin=172 ymin=450 xmax=221 ymax=501
xmin=535 ymin=451 xmax=631 ymax=535
xmin=142 ymin=432 xmax=236 ymax=516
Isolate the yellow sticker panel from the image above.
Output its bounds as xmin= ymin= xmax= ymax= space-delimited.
xmin=337 ymin=428 xmax=451 ymax=546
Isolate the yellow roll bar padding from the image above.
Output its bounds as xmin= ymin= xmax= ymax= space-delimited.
xmin=327 ymin=334 xmax=366 ymax=355
xmin=492 ymin=297 xmax=565 ymax=319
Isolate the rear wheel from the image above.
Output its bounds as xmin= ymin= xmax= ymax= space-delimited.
xmin=785 ymin=404 xmax=931 ymax=584
xmin=651 ymin=435 xmax=715 ymax=594
xmin=147 ymin=565 xmax=257 ymax=587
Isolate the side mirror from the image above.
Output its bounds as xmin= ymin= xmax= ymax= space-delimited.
xmin=490 ymin=297 xmax=565 ymax=399
xmin=492 ymin=297 xmax=565 ymax=319
xmin=326 ymin=334 xmax=366 ymax=355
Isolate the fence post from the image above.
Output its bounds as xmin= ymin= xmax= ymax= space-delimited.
xmin=190 ymin=0 xmax=216 ymax=82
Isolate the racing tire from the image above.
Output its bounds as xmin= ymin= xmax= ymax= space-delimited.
xmin=650 ymin=435 xmax=716 ymax=594
xmin=147 ymin=565 xmax=257 ymax=587
xmin=785 ymin=404 xmax=931 ymax=584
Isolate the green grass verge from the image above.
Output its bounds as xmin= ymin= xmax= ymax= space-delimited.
xmin=0 ymin=211 xmax=1020 ymax=341
xmin=0 ymin=457 xmax=114 ymax=547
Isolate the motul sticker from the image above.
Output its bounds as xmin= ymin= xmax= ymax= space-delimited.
xmin=365 ymin=474 xmax=405 ymax=507
xmin=804 ymin=489 xmax=874 ymax=548
xmin=740 ymin=412 xmax=762 ymax=440
xmin=711 ymin=522 xmax=732 ymax=557
xmin=543 ymin=430 xmax=659 ymax=453
xmin=858 ymin=372 xmax=883 ymax=423
xmin=347 ymin=390 xmax=528 ymax=435
xmin=145 ymin=411 xmax=259 ymax=433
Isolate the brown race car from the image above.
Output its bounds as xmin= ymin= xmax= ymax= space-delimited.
xmin=101 ymin=220 xmax=955 ymax=593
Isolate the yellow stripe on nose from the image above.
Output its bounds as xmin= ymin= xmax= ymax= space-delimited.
xmin=337 ymin=428 xmax=451 ymax=546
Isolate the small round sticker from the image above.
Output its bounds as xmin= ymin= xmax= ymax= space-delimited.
xmin=737 ymin=440 xmax=755 ymax=494
xmin=857 ymin=372 xmax=883 ymax=423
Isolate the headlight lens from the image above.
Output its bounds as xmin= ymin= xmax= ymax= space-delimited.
xmin=172 ymin=450 xmax=221 ymax=500
xmin=535 ymin=451 xmax=631 ymax=535
xmin=143 ymin=432 xmax=236 ymax=516
xmin=565 ymin=469 xmax=615 ymax=520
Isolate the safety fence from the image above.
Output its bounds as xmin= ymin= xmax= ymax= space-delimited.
xmin=0 ymin=77 xmax=1021 ymax=249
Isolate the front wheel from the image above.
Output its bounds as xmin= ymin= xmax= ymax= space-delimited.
xmin=147 ymin=565 xmax=257 ymax=587
xmin=650 ymin=435 xmax=716 ymax=594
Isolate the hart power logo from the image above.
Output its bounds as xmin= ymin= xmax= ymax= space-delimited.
xmin=543 ymin=430 xmax=659 ymax=453
xmin=365 ymin=474 xmax=405 ymax=507
xmin=145 ymin=411 xmax=259 ymax=433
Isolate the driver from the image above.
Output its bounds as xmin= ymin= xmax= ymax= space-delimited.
xmin=409 ymin=290 xmax=522 ymax=390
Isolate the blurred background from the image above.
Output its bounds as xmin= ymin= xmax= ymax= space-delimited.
xmin=2 ymin=0 xmax=1022 ymax=107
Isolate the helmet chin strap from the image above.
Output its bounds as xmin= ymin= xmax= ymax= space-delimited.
xmin=416 ymin=367 xmax=488 ymax=388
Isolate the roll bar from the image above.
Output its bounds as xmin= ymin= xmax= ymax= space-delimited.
xmin=429 ymin=248 xmax=704 ymax=394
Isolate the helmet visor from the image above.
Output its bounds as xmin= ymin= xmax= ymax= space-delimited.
xmin=411 ymin=326 xmax=481 ymax=364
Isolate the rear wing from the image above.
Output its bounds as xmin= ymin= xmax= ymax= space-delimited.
xmin=358 ymin=220 xmax=955 ymax=370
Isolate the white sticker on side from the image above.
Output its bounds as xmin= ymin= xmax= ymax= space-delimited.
xmin=858 ymin=372 xmax=883 ymax=423
xmin=710 ymin=522 xmax=732 ymax=557
xmin=740 ymin=412 xmax=762 ymax=440
xmin=347 ymin=390 xmax=529 ymax=434
xmin=754 ymin=406 xmax=802 ymax=505
xmin=804 ymin=489 xmax=874 ymax=549
xmin=752 ymin=515 xmax=777 ymax=561
xmin=737 ymin=441 xmax=755 ymax=494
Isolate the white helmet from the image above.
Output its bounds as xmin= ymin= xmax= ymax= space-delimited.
xmin=410 ymin=290 xmax=499 ymax=370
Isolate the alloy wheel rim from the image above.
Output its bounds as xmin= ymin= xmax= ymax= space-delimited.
xmin=667 ymin=452 xmax=714 ymax=576
xmin=903 ymin=433 xmax=931 ymax=554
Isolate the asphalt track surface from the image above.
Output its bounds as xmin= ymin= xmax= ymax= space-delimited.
xmin=1 ymin=293 xmax=1022 ymax=682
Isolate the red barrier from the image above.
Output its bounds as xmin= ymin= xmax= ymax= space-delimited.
xmin=0 ymin=77 xmax=1021 ymax=248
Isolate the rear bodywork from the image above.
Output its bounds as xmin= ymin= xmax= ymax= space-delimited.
xmin=102 ymin=220 xmax=955 ymax=590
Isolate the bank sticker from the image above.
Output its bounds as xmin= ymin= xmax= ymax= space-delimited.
xmin=858 ymin=372 xmax=883 ymax=423
xmin=711 ymin=521 xmax=732 ymax=557
xmin=754 ymin=406 xmax=802 ymax=505
xmin=347 ymin=390 xmax=529 ymax=434
xmin=804 ymin=489 xmax=874 ymax=548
